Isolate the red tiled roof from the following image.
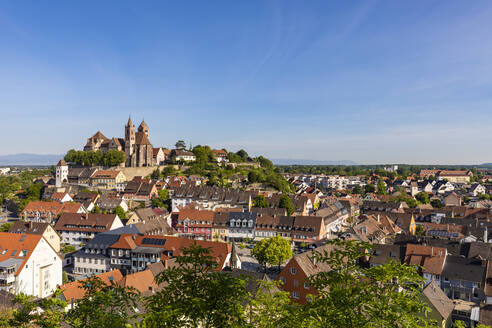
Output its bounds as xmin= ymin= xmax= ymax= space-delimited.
xmin=0 ymin=232 xmax=42 ymax=275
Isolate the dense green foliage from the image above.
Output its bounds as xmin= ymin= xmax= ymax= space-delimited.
xmin=1 ymin=241 xmax=481 ymax=327
xmin=64 ymin=149 xmax=125 ymax=167
xmin=151 ymin=189 xmax=170 ymax=209
xmin=252 ymin=195 xmax=269 ymax=208
xmin=155 ymin=146 xmax=294 ymax=193
xmin=279 ymin=194 xmax=295 ymax=215
xmin=0 ymin=169 xmax=51 ymax=212
xmin=251 ymin=236 xmax=293 ymax=272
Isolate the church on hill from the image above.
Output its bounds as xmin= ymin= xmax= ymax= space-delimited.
xmin=84 ymin=117 xmax=153 ymax=167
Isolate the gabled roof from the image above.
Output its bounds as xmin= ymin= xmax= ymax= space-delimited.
xmin=9 ymin=221 xmax=50 ymax=235
xmin=60 ymin=270 xmax=123 ymax=302
xmin=0 ymin=232 xmax=43 ymax=275
xmin=54 ymin=213 xmax=119 ymax=233
xmin=135 ymin=131 xmax=152 ymax=145
xmin=422 ymin=281 xmax=454 ymax=320
xmin=92 ymin=170 xmax=122 ymax=179
xmin=404 ymin=244 xmax=446 ymax=275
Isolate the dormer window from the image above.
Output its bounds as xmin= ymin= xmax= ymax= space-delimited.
xmin=248 ymin=220 xmax=253 ymax=227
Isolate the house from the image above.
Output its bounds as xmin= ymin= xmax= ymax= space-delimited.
xmin=97 ymin=194 xmax=128 ymax=212
xmin=444 ymin=192 xmax=462 ymax=207
xmin=49 ymin=192 xmax=73 ymax=203
xmin=213 ymin=149 xmax=228 ymax=163
xmin=174 ymin=150 xmax=196 ymax=162
xmin=420 ymin=170 xmax=441 ymax=178
xmin=152 ymin=147 xmax=165 ymax=166
xmin=175 ymin=209 xmax=215 ymax=240
xmin=72 ymin=233 xmax=121 ymax=275
xmin=367 ymin=244 xmax=402 ymax=267
xmin=91 ymin=170 xmax=127 ymax=191
xmin=60 ymin=269 xmax=123 ymax=306
xmin=421 ymin=281 xmax=454 ymax=328
xmin=433 ymin=181 xmax=455 ymax=195
xmin=361 ymin=200 xmax=408 ymax=213
xmin=122 ymin=180 xmax=158 ymax=202
xmin=470 ymin=183 xmax=487 ymax=197
xmin=54 ymin=213 xmax=124 ymax=246
xmin=72 ymin=192 xmax=99 ymax=212
xmin=441 ymin=256 xmax=486 ymax=302
xmin=437 ymin=170 xmax=473 ymax=184
xmin=277 ymin=244 xmax=335 ymax=304
xmin=108 ymin=234 xmax=234 ymax=273
xmin=21 ymin=200 xmax=86 ymax=223
xmin=404 ymin=244 xmax=447 ymax=287
xmin=0 ymin=232 xmax=62 ymax=298
xmin=417 ymin=181 xmax=434 ymax=194
xmin=67 ymin=167 xmax=98 ymax=186
xmin=290 ymin=216 xmax=326 ymax=245
xmin=315 ymin=201 xmax=349 ymax=238
xmin=9 ymin=221 xmax=61 ymax=253
xmin=254 ymin=215 xmax=281 ymax=240
xmin=351 ymin=215 xmax=402 ymax=244
xmin=228 ymin=212 xmax=258 ymax=241
xmin=410 ymin=181 xmax=419 ymax=196
xmin=170 ymin=185 xmax=253 ymax=212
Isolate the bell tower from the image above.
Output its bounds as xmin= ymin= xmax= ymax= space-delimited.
xmin=125 ymin=116 xmax=135 ymax=166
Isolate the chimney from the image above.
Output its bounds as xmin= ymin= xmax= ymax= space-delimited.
xmin=84 ymin=213 xmax=89 ymax=220
xmin=485 ymin=227 xmax=488 ymax=243
xmin=377 ymin=214 xmax=380 ymax=223
xmin=29 ymin=221 xmax=33 ymax=229
xmin=430 ymin=247 xmax=434 ymax=257
xmin=164 ymin=259 xmax=168 ymax=269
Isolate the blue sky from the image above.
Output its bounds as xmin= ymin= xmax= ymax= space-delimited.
xmin=1 ymin=1 xmax=491 ymax=164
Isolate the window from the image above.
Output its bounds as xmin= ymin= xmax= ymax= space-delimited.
xmin=304 ymin=282 xmax=309 ymax=289
xmin=279 ymin=276 xmax=286 ymax=285
xmin=290 ymin=267 xmax=297 ymax=275
xmin=291 ymin=291 xmax=299 ymax=299
xmin=293 ymin=279 xmax=299 ymax=287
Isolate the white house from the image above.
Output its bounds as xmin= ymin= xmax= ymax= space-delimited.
xmin=0 ymin=233 xmax=62 ymax=298
xmin=175 ymin=150 xmax=196 ymax=162
xmin=470 ymin=183 xmax=487 ymax=197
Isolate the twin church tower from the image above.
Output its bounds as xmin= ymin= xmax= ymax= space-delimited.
xmin=83 ymin=116 xmax=153 ymax=167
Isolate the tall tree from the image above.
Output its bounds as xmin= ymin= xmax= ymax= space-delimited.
xmin=297 ymin=240 xmax=438 ymax=328
xmin=145 ymin=244 xmax=249 ymax=328
xmin=279 ymin=194 xmax=294 ymax=216
xmin=253 ymin=195 xmax=269 ymax=208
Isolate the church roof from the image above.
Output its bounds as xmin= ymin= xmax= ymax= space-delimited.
xmin=135 ymin=131 xmax=152 ymax=145
xmin=138 ymin=120 xmax=149 ymax=131
xmin=91 ymin=131 xmax=109 ymax=141
xmin=57 ymin=159 xmax=67 ymax=166
xmin=127 ymin=116 xmax=134 ymax=127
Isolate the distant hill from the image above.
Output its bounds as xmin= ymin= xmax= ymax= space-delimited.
xmin=0 ymin=153 xmax=62 ymax=166
xmin=272 ymin=158 xmax=358 ymax=166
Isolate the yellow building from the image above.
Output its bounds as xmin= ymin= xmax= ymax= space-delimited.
xmin=91 ymin=170 xmax=126 ymax=191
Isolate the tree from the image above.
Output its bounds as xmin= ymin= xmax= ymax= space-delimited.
xmin=10 ymin=291 xmax=67 ymax=328
xmin=253 ymin=195 xmax=269 ymax=208
xmin=65 ymin=276 xmax=140 ymax=328
xmin=430 ymin=199 xmax=443 ymax=208
xmin=415 ymin=224 xmax=425 ymax=236
xmin=251 ymin=236 xmax=293 ymax=272
xmin=0 ymin=222 xmax=12 ymax=232
xmin=244 ymin=280 xmax=294 ymax=328
xmin=279 ymin=194 xmax=294 ymax=215
xmin=376 ymin=180 xmax=387 ymax=195
xmin=114 ymin=205 xmax=127 ymax=220
xmin=365 ymin=183 xmax=376 ymax=193
xmin=103 ymin=150 xmax=125 ymax=167
xmin=175 ymin=140 xmax=186 ymax=150
xmin=352 ymin=185 xmax=364 ymax=195
xmin=144 ymin=244 xmax=249 ymax=327
xmin=297 ymin=240 xmax=438 ymax=328
xmin=415 ymin=192 xmax=430 ymax=204
xmin=236 ymin=149 xmax=249 ymax=161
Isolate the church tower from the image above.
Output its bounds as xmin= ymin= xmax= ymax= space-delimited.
xmin=125 ymin=116 xmax=136 ymax=166
xmin=138 ymin=120 xmax=149 ymax=138
xmin=56 ymin=159 xmax=68 ymax=188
